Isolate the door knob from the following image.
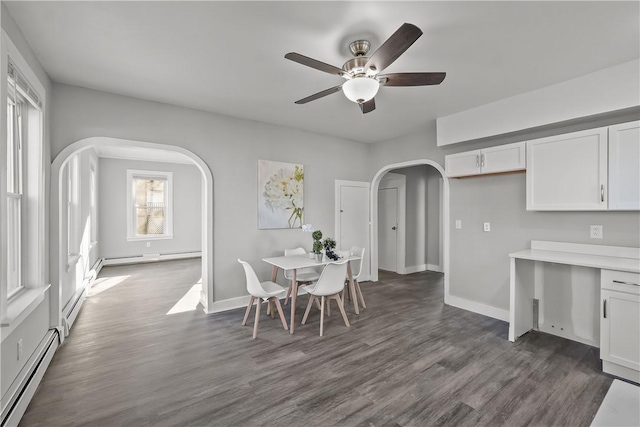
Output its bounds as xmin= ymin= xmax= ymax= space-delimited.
xmin=392 ymin=226 xmax=397 ymax=230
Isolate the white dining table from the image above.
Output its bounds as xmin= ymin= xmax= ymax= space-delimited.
xmin=262 ymin=254 xmax=362 ymax=334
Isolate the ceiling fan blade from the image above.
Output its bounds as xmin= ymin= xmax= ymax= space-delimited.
xmin=379 ymin=72 xmax=446 ymax=87
xmin=359 ymin=98 xmax=376 ymax=114
xmin=365 ymin=23 xmax=423 ymax=73
xmin=294 ymin=85 xmax=343 ymax=104
xmin=285 ymin=52 xmax=349 ymax=77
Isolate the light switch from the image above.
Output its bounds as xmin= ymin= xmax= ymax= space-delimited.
xmin=455 ymin=220 xmax=462 ymax=229
xmin=483 ymin=222 xmax=491 ymax=232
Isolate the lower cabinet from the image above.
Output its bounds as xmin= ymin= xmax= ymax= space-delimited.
xmin=600 ymin=270 xmax=640 ymax=383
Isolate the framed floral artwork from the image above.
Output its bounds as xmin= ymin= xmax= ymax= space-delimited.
xmin=258 ymin=160 xmax=304 ymax=229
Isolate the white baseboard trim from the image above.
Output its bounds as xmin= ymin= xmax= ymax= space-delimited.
xmin=403 ymin=264 xmax=427 ymax=274
xmin=93 ymin=257 xmax=104 ymax=277
xmin=402 ymin=264 xmax=443 ymax=275
xmin=1 ymin=330 xmax=58 ymax=426
xmin=102 ymin=251 xmax=202 ymax=266
xmin=427 ymin=263 xmax=443 ymax=273
xmin=447 ymin=294 xmax=509 ymax=322
xmin=206 ymin=289 xmax=308 ymax=315
xmin=63 ymin=286 xmax=87 ymax=333
xmin=207 ymin=295 xmax=250 ymax=314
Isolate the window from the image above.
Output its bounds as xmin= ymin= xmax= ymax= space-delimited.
xmin=4 ymin=54 xmax=44 ymax=303
xmin=127 ymin=170 xmax=173 ymax=240
xmin=90 ymin=163 xmax=97 ymax=247
xmin=66 ymin=153 xmax=79 ymax=259
xmin=6 ymin=78 xmax=23 ymax=297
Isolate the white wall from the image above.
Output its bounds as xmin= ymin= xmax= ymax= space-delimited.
xmin=391 ymin=165 xmax=441 ymax=271
xmin=0 ymin=3 xmax=52 ymax=414
xmin=51 ymin=83 xmax=371 ymax=302
xmin=98 ymin=158 xmax=201 ymax=259
xmin=369 ymin=112 xmax=640 ymax=313
xmin=59 ymin=148 xmax=99 ymax=311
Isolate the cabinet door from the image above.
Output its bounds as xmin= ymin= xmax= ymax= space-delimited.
xmin=601 ymin=289 xmax=640 ymax=371
xmin=527 ymin=127 xmax=607 ymax=210
xmin=481 ymin=142 xmax=526 ymax=175
xmin=609 ymin=121 xmax=640 ymax=210
xmin=445 ymin=150 xmax=482 ymax=178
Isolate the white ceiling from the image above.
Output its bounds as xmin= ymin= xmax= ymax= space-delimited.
xmin=5 ymin=1 xmax=639 ymax=143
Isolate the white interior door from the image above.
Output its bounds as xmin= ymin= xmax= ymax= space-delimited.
xmin=378 ymin=187 xmax=398 ymax=272
xmin=336 ymin=181 xmax=370 ymax=280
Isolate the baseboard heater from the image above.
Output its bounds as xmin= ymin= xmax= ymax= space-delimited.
xmin=102 ymin=251 xmax=201 ymax=266
xmin=1 ymin=329 xmax=59 ymax=427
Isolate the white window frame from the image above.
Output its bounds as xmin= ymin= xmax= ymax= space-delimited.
xmin=1 ymin=30 xmax=47 ymax=331
xmin=6 ymin=89 xmax=23 ymax=299
xmin=66 ymin=153 xmax=81 ymax=270
xmin=89 ymin=161 xmax=97 ymax=249
xmin=126 ymin=169 xmax=173 ymax=241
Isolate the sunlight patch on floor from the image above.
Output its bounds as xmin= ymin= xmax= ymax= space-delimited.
xmin=166 ymin=283 xmax=202 ymax=315
xmin=89 ymin=275 xmax=130 ymax=296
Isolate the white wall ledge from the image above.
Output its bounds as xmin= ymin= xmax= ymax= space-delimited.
xmin=1 ymin=285 xmax=50 ymax=341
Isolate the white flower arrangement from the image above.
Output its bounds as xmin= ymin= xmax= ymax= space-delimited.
xmin=263 ymin=165 xmax=304 ymax=228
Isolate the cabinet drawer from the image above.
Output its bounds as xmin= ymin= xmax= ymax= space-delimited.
xmin=602 ymin=269 xmax=640 ymax=294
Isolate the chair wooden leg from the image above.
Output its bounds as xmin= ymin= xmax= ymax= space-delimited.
xmin=327 ymin=297 xmax=331 ymax=317
xmin=319 ymin=296 xmax=325 ymax=337
xmin=272 ymin=297 xmax=288 ymax=330
xmin=336 ymin=293 xmax=350 ymax=327
xmin=314 ymin=297 xmax=321 ymax=310
xmin=266 ymin=299 xmax=271 ymax=316
xmin=355 ymin=280 xmax=366 ymax=309
xmin=253 ymin=299 xmax=262 ymax=339
xmin=270 ymin=300 xmax=275 ymax=318
xmin=302 ymin=295 xmax=314 ymax=324
xmin=284 ymin=284 xmax=292 ymax=305
xmin=242 ymin=296 xmax=255 ymax=326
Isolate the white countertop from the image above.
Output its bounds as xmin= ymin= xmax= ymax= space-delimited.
xmin=510 ymin=249 xmax=640 ymax=274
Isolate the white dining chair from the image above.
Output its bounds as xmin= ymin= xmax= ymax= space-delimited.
xmin=238 ymin=259 xmax=288 ymax=339
xmin=343 ymin=246 xmax=367 ymax=310
xmin=301 ymin=260 xmax=350 ymax=336
xmin=283 ymin=247 xmax=321 ymax=305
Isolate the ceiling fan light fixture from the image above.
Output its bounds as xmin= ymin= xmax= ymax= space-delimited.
xmin=342 ymin=77 xmax=379 ymax=104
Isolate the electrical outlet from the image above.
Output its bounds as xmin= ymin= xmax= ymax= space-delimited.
xmin=590 ymin=225 xmax=603 ymax=239
xmin=455 ymin=220 xmax=462 ymax=229
xmin=17 ymin=339 xmax=23 ymax=361
xmin=146 ymin=242 xmax=151 ymax=248
xmin=483 ymin=222 xmax=491 ymax=232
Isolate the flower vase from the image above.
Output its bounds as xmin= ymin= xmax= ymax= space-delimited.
xmin=315 ymin=252 xmax=323 ymax=262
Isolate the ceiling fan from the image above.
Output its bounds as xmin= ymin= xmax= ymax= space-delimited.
xmin=285 ymin=23 xmax=446 ymax=114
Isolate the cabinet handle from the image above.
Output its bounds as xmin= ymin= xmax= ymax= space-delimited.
xmin=613 ymin=280 xmax=639 ymax=286
xmin=481 ymin=154 xmax=485 ymax=168
xmin=476 ymin=154 xmax=480 ymax=168
xmin=603 ymin=299 xmax=607 ymax=318
xmin=601 ymin=184 xmax=604 ymax=202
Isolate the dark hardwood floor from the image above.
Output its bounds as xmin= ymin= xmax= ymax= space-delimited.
xmin=21 ymin=259 xmax=612 ymax=426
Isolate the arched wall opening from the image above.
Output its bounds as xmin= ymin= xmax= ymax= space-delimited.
xmin=50 ymin=137 xmax=214 ymax=331
xmin=370 ymin=159 xmax=450 ymax=304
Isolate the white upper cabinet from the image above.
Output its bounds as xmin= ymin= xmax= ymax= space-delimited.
xmin=445 ymin=142 xmax=525 ymax=178
xmin=481 ymin=142 xmax=526 ymax=175
xmin=609 ymin=121 xmax=640 ymax=210
xmin=527 ymin=127 xmax=608 ymax=211
xmin=445 ymin=150 xmax=482 ymax=177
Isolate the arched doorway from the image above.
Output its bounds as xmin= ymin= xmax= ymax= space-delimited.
xmin=50 ymin=137 xmax=214 ymax=333
xmin=370 ymin=159 xmax=450 ymax=304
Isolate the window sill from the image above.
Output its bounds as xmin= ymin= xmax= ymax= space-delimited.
xmin=1 ymin=285 xmax=51 ymax=342
xmin=127 ymin=235 xmax=174 ymax=242
xmin=67 ymin=253 xmax=81 ymax=272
